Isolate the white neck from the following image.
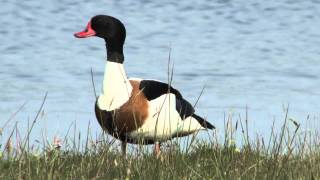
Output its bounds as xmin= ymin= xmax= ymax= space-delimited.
xmin=97 ymin=61 xmax=132 ymax=111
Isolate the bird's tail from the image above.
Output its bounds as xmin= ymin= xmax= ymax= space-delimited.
xmin=192 ymin=114 xmax=215 ymax=130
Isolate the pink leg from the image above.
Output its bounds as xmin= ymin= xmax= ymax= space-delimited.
xmin=154 ymin=142 xmax=161 ymax=157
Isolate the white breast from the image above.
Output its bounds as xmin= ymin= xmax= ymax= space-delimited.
xmin=98 ymin=62 xmax=133 ymax=111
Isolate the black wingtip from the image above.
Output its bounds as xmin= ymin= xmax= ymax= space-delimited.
xmin=192 ymin=114 xmax=215 ymax=130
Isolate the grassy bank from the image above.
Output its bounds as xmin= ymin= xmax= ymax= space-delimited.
xmin=1 ymin=109 xmax=320 ymax=179
xmin=0 ymin=138 xmax=319 ymax=179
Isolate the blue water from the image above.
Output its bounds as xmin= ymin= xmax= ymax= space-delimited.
xmin=1 ymin=0 xmax=320 ymax=146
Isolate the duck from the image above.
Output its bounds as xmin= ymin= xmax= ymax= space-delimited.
xmin=74 ymin=15 xmax=215 ymax=155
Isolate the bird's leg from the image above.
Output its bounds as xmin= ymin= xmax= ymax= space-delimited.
xmin=154 ymin=142 xmax=161 ymax=157
xmin=121 ymin=141 xmax=127 ymax=157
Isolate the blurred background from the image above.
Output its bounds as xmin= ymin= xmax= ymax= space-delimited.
xmin=0 ymin=0 xmax=320 ymax=146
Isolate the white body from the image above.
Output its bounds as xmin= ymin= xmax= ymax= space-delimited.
xmin=97 ymin=61 xmax=205 ymax=141
xmin=128 ymin=93 xmax=205 ymax=141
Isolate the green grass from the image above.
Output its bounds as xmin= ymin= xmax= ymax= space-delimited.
xmin=0 ymin=138 xmax=319 ymax=179
xmin=1 ymin=109 xmax=320 ymax=179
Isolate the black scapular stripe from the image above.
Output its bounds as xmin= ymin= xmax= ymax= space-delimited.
xmin=139 ymin=80 xmax=194 ymax=120
xmin=139 ymin=80 xmax=183 ymax=100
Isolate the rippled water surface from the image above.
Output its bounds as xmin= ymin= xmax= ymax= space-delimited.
xmin=1 ymin=0 xmax=320 ymax=143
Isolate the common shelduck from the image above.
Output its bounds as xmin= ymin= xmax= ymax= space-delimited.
xmin=74 ymin=15 xmax=215 ymax=155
